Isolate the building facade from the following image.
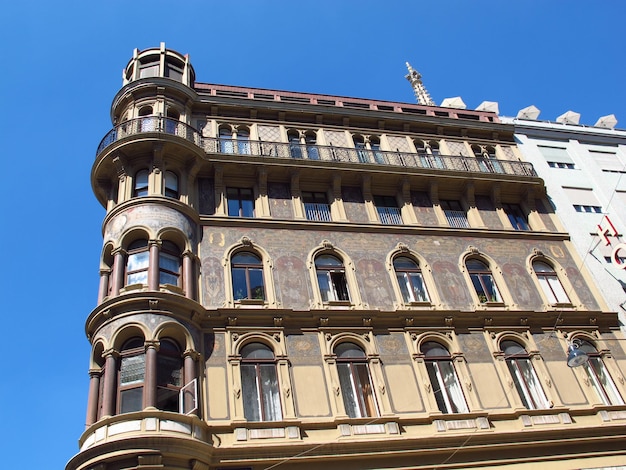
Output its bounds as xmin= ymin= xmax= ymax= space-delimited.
xmin=66 ymin=44 xmax=626 ymax=470
xmin=501 ymin=115 xmax=626 ymax=329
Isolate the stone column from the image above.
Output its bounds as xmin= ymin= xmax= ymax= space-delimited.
xmin=97 ymin=269 xmax=111 ymax=304
xmin=144 ymin=341 xmax=160 ymax=409
xmin=148 ymin=240 xmax=161 ymax=291
xmin=101 ymin=349 xmax=119 ymax=417
xmin=183 ymin=350 xmax=199 ymax=415
xmin=110 ymin=248 xmax=126 ymax=296
xmin=183 ymin=251 xmax=194 ymax=300
xmin=85 ymin=368 xmax=102 ymax=426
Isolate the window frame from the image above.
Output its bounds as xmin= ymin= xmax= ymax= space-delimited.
xmin=533 ymin=260 xmax=570 ymax=305
xmin=134 ymin=169 xmax=149 ymax=197
xmin=466 ymin=258 xmax=502 ymax=304
xmin=126 ymin=239 xmax=150 ymax=287
xmin=231 ymin=251 xmax=266 ymax=301
xmin=393 ymin=256 xmax=430 ymax=304
xmin=118 ymin=337 xmax=146 ymax=414
xmin=156 ymin=338 xmax=183 ymax=412
xmin=577 ymin=339 xmax=624 ymax=406
xmin=502 ymin=202 xmax=530 ymax=231
xmin=302 ymin=191 xmax=331 ymax=222
xmin=501 ymin=340 xmax=550 ymax=410
xmin=240 ymin=342 xmax=283 ymax=422
xmin=226 ymin=187 xmax=255 ymax=218
xmin=373 ymin=195 xmax=403 ymax=225
xmin=164 ymin=170 xmax=179 ymax=199
xmin=315 ymin=254 xmax=350 ymax=303
xmin=158 ymin=240 xmax=182 ymax=287
xmin=440 ymin=199 xmax=469 ymax=228
xmin=421 ymin=341 xmax=469 ymax=414
xmin=335 ymin=342 xmax=379 ymax=419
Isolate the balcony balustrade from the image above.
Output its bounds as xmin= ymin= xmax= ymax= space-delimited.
xmin=305 ymin=203 xmax=332 ymax=222
xmin=97 ymin=117 xmax=537 ymax=177
xmin=377 ymin=207 xmax=403 ymax=225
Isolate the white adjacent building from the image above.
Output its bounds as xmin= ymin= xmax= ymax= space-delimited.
xmin=502 ymin=112 xmax=626 ymax=327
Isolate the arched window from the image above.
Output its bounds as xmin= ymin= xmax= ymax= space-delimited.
xmin=533 ymin=261 xmax=569 ymax=304
xmin=118 ymin=337 xmax=145 ymax=413
xmin=466 ymin=258 xmax=501 ymax=303
xmin=164 ymin=170 xmax=179 ymax=199
xmin=353 ymin=135 xmax=367 ymax=163
xmin=240 ymin=343 xmax=282 ymax=421
xmin=394 ymin=256 xmax=429 ymax=303
xmin=288 ymin=131 xmax=302 ymax=159
xmin=139 ymin=106 xmax=156 ymax=132
xmin=159 ymin=241 xmax=181 ymax=286
xmin=315 ymin=254 xmax=350 ymax=302
xmin=134 ymin=169 xmax=149 ymax=197
xmin=165 ymin=108 xmax=180 ymax=134
xmin=370 ymin=137 xmax=385 ymax=164
xmin=304 ymin=132 xmax=319 ymax=160
xmin=126 ymin=239 xmax=150 ymax=286
xmin=501 ymin=340 xmax=549 ymax=410
xmin=237 ymin=128 xmax=251 ymax=154
xmin=578 ymin=340 xmax=624 ymax=405
xmin=335 ymin=343 xmax=378 ymax=418
xmin=421 ymin=341 xmax=468 ymax=413
xmin=231 ymin=252 xmax=265 ymax=300
xmin=219 ymin=126 xmax=234 ymax=153
xmin=156 ymin=339 xmax=183 ymax=412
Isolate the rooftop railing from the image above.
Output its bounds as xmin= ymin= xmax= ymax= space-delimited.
xmin=97 ymin=117 xmax=537 ymax=177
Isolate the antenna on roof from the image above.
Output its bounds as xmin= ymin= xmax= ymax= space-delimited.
xmin=405 ymin=62 xmax=435 ymax=106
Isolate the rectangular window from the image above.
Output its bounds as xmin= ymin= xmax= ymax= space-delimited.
xmin=302 ymin=191 xmax=331 ymax=221
xmin=502 ymin=203 xmax=529 ymax=230
xmin=374 ymin=195 xmax=403 ymax=225
xmin=227 ymin=187 xmax=255 ymax=217
xmin=440 ymin=200 xmax=469 ymax=228
xmin=538 ymin=146 xmax=574 ymax=167
xmin=563 ymin=187 xmax=602 ymax=214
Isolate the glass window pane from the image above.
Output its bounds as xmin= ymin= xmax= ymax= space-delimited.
xmin=397 ymin=272 xmax=412 ymax=302
xmin=259 ymin=364 xmax=282 ymax=421
xmin=160 ymin=252 xmax=180 ymax=273
xmin=241 ymin=364 xmax=261 ymax=421
xmin=241 ymin=343 xmax=274 ymax=359
xmin=156 ymin=387 xmax=179 ymax=412
xmin=120 ymin=387 xmax=143 ymax=413
xmin=546 ymin=276 xmax=569 ymax=302
xmin=335 ymin=343 xmax=366 ymax=359
xmin=317 ymin=272 xmax=332 ymax=302
xmin=233 ymin=253 xmax=262 ymax=265
xmin=355 ymin=363 xmax=376 ymax=417
xmin=127 ymin=251 xmax=149 ymax=272
xmin=248 ymin=268 xmax=266 ymax=300
xmin=393 ymin=257 xmax=418 ymax=269
xmin=120 ymin=354 xmax=145 ymax=385
xmin=480 ymin=274 xmax=501 ymax=302
xmin=337 ymin=363 xmax=360 ymax=418
xmin=157 ymin=355 xmax=182 ymax=387
xmin=241 ymin=199 xmax=255 ymax=217
xmin=127 ymin=271 xmax=148 ymax=285
xmin=232 ymin=268 xmax=248 ymax=300
xmin=440 ymin=361 xmax=469 ymax=413
xmin=331 ymin=272 xmax=350 ymax=301
xmin=408 ymin=272 xmax=429 ymax=301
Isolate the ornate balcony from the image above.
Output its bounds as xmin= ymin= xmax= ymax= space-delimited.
xmin=97 ymin=117 xmax=537 ymax=177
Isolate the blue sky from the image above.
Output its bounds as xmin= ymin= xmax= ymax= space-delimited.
xmin=0 ymin=1 xmax=624 ymax=467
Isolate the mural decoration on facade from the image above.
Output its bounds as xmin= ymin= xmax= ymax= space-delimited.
xmin=268 ymin=183 xmax=293 ymax=219
xmin=104 ymin=205 xmax=195 ymax=243
xmin=202 ymin=257 xmax=224 ymax=307
xmin=357 ymin=258 xmax=392 ymax=308
xmin=502 ymin=262 xmax=541 ymax=308
xmin=275 ymin=256 xmax=307 ymax=308
xmin=432 ymin=260 xmax=472 ymax=308
xmin=341 ymin=186 xmax=368 ymax=223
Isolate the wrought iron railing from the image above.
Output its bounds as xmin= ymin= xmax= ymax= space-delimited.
xmin=96 ymin=117 xmax=537 ymax=177
xmin=304 ymin=203 xmax=332 ymax=222
xmin=444 ymin=210 xmax=470 ymax=228
xmin=377 ymin=207 xmax=403 ymax=225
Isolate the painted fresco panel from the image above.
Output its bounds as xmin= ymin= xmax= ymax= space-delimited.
xmin=342 ymin=186 xmax=368 ymax=223
xmin=476 ymin=195 xmax=503 ymax=229
xmin=198 ymin=177 xmax=215 ymax=215
xmin=411 ymin=191 xmax=438 ymax=226
xmin=268 ymin=183 xmax=293 ymax=219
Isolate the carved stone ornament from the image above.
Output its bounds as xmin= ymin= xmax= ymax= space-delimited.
xmin=325 ymin=333 xmax=332 ymax=341
xmin=232 ymin=333 xmax=239 ymax=342
xmin=321 ymin=239 xmax=333 ymax=250
xmin=468 ymin=245 xmax=480 ymax=255
xmin=363 ymin=318 xmax=372 ymax=327
xmin=397 ymin=242 xmax=409 ymax=253
xmin=320 ymin=317 xmax=329 ymax=327
xmin=445 ymin=317 xmax=453 ymax=327
xmin=273 ymin=333 xmax=281 ymax=342
xmin=228 ymin=317 xmax=238 ymax=326
xmin=240 ymin=236 xmax=252 ymax=247
xmin=273 ymin=317 xmax=283 ymax=327
xmin=533 ymin=248 xmax=544 ymax=257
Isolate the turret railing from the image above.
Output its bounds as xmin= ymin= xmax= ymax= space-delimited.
xmin=97 ymin=117 xmax=537 ymax=177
